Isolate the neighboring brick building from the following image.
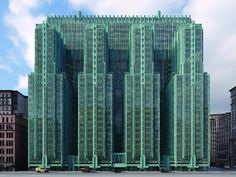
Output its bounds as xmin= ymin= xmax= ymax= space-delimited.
xmin=210 ymin=114 xmax=222 ymax=166
xmin=216 ymin=113 xmax=231 ymax=167
xmin=230 ymin=86 xmax=236 ymax=167
xmin=0 ymin=90 xmax=28 ymax=171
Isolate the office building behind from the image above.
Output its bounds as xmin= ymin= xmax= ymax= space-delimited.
xmin=216 ymin=113 xmax=231 ymax=167
xmin=210 ymin=114 xmax=221 ymax=166
xmin=230 ymin=86 xmax=236 ymax=167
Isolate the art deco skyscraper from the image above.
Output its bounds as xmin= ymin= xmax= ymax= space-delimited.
xmin=28 ymin=11 xmax=210 ymax=170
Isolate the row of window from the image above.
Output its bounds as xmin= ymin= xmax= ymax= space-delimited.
xmin=0 ymin=124 xmax=14 ymax=130
xmin=0 ymin=156 xmax=14 ymax=162
xmin=0 ymin=140 xmax=13 ymax=146
xmin=0 ymin=148 xmax=14 ymax=154
xmin=0 ymin=93 xmax=11 ymax=98
xmin=0 ymin=98 xmax=12 ymax=104
xmin=0 ymin=106 xmax=11 ymax=111
xmin=0 ymin=116 xmax=14 ymax=123
xmin=0 ymin=132 xmax=14 ymax=138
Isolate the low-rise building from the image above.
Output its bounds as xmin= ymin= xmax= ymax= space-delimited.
xmin=0 ymin=90 xmax=27 ymax=171
xmin=216 ymin=113 xmax=231 ymax=167
xmin=210 ymin=114 xmax=222 ymax=166
xmin=230 ymin=86 xmax=236 ymax=167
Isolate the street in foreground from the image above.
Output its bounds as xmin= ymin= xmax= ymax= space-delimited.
xmin=1 ymin=171 xmax=236 ymax=177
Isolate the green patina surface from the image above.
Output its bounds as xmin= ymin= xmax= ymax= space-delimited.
xmin=28 ymin=11 xmax=210 ymax=170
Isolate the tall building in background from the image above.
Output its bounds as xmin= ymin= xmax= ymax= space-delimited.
xmin=216 ymin=113 xmax=231 ymax=167
xmin=210 ymin=114 xmax=221 ymax=166
xmin=0 ymin=90 xmax=28 ymax=171
xmin=28 ymin=11 xmax=210 ymax=170
xmin=210 ymin=113 xmax=231 ymax=168
xmin=230 ymin=86 xmax=236 ymax=167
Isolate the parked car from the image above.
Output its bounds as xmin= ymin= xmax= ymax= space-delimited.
xmin=160 ymin=167 xmax=170 ymax=173
xmin=224 ymin=165 xmax=230 ymax=170
xmin=80 ymin=167 xmax=96 ymax=173
xmin=112 ymin=168 xmax=122 ymax=173
xmin=35 ymin=166 xmax=49 ymax=173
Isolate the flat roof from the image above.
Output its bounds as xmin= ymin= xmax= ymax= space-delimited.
xmin=210 ymin=112 xmax=231 ymax=118
xmin=0 ymin=90 xmax=28 ymax=98
xmin=229 ymin=86 xmax=236 ymax=92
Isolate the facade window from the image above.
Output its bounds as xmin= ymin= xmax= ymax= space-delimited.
xmin=6 ymin=140 xmax=13 ymax=146
xmin=6 ymin=156 xmax=14 ymax=162
xmin=6 ymin=148 xmax=13 ymax=154
xmin=0 ymin=124 xmax=4 ymax=130
xmin=0 ymin=140 xmax=4 ymax=146
xmin=0 ymin=132 xmax=4 ymax=138
xmin=0 ymin=156 xmax=4 ymax=162
xmin=6 ymin=124 xmax=13 ymax=130
xmin=6 ymin=132 xmax=13 ymax=138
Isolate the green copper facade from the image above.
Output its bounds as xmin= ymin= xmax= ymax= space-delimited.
xmin=28 ymin=22 xmax=73 ymax=168
xmin=28 ymin=11 xmax=210 ymax=170
xmin=78 ymin=24 xmax=113 ymax=168
xmin=164 ymin=24 xmax=210 ymax=169
xmin=124 ymin=24 xmax=160 ymax=168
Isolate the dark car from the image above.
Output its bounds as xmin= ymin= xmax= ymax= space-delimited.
xmin=80 ymin=167 xmax=96 ymax=173
xmin=113 ymin=168 xmax=122 ymax=173
xmin=160 ymin=167 xmax=170 ymax=173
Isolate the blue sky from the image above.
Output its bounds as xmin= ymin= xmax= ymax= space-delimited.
xmin=0 ymin=0 xmax=235 ymax=114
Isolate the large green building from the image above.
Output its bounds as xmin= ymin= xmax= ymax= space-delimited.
xmin=28 ymin=11 xmax=210 ymax=170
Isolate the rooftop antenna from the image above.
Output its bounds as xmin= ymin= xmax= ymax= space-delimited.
xmin=78 ymin=11 xmax=82 ymax=18
xmin=156 ymin=10 xmax=161 ymax=18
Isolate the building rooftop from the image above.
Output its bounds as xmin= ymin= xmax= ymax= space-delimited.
xmin=0 ymin=90 xmax=28 ymax=98
xmin=42 ymin=11 xmax=197 ymax=25
xmin=230 ymin=86 xmax=236 ymax=92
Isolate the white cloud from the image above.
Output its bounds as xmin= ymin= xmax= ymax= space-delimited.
xmin=15 ymin=75 xmax=28 ymax=91
xmin=0 ymin=63 xmax=13 ymax=73
xmin=68 ymin=0 xmax=236 ymax=113
xmin=183 ymin=0 xmax=236 ymax=113
xmin=7 ymin=50 xmax=20 ymax=65
xmin=4 ymin=0 xmax=234 ymax=113
xmin=68 ymin=0 xmax=187 ymax=15
xmin=4 ymin=0 xmax=48 ymax=70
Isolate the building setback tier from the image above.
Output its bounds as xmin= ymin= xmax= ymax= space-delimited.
xmin=28 ymin=11 xmax=210 ymax=170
